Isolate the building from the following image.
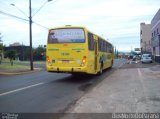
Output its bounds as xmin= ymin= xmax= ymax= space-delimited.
xmin=4 ymin=44 xmax=30 ymax=61
xmin=9 ymin=42 xmax=21 ymax=47
xmin=151 ymin=9 xmax=160 ymax=63
xmin=140 ymin=23 xmax=152 ymax=54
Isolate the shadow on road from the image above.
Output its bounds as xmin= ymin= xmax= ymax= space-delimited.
xmin=53 ymin=68 xmax=114 ymax=92
xmin=54 ymin=74 xmax=93 ymax=83
xmin=54 ymin=68 xmax=112 ymax=83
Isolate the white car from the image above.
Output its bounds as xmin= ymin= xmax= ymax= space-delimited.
xmin=141 ymin=54 xmax=153 ymax=63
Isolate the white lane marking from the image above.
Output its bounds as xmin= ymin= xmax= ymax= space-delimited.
xmin=0 ymin=82 xmax=44 ymax=96
xmin=118 ymin=62 xmax=125 ymax=68
xmin=138 ymin=68 xmax=142 ymax=77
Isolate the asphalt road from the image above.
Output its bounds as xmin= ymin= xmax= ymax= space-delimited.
xmin=0 ymin=59 xmax=126 ymax=113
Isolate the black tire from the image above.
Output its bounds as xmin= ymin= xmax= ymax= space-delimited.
xmin=98 ymin=64 xmax=103 ymax=75
xmin=110 ymin=60 xmax=113 ymax=68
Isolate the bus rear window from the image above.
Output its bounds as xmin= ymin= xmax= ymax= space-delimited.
xmin=48 ymin=28 xmax=85 ymax=43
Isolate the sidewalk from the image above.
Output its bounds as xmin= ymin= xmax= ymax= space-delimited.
xmin=66 ymin=65 xmax=160 ymax=113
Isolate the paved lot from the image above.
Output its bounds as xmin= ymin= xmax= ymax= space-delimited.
xmin=66 ymin=61 xmax=160 ymax=114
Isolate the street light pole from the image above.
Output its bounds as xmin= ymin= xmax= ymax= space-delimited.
xmin=29 ymin=0 xmax=33 ymax=70
xmin=11 ymin=0 xmax=53 ymax=70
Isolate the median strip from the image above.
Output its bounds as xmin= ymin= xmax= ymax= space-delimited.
xmin=0 ymin=82 xmax=44 ymax=96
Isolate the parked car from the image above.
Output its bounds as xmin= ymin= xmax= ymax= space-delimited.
xmin=141 ymin=54 xmax=153 ymax=63
xmin=128 ymin=55 xmax=133 ymax=60
xmin=133 ymin=55 xmax=141 ymax=61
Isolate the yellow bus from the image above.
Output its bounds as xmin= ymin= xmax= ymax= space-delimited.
xmin=46 ymin=26 xmax=114 ymax=75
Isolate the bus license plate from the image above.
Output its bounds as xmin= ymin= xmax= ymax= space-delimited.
xmin=62 ymin=60 xmax=69 ymax=63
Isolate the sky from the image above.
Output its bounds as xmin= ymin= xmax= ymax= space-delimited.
xmin=0 ymin=0 xmax=160 ymax=52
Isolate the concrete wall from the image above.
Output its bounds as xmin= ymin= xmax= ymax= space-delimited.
xmin=151 ymin=9 xmax=160 ymax=63
xmin=140 ymin=23 xmax=152 ymax=53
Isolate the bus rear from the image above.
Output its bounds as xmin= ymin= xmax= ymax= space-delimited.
xmin=46 ymin=27 xmax=89 ymax=73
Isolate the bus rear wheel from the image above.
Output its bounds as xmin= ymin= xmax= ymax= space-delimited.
xmin=98 ymin=64 xmax=103 ymax=75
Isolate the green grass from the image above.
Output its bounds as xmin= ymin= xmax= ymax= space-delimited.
xmin=0 ymin=63 xmax=30 ymax=70
xmin=2 ymin=58 xmax=45 ymax=64
xmin=0 ymin=59 xmax=44 ymax=72
xmin=1 ymin=58 xmax=10 ymax=62
xmin=15 ymin=61 xmax=45 ymax=64
xmin=33 ymin=61 xmax=46 ymax=64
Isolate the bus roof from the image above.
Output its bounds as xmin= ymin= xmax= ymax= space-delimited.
xmin=48 ymin=25 xmax=112 ymax=45
xmin=48 ymin=25 xmax=86 ymax=30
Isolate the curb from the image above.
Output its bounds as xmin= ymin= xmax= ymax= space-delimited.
xmin=0 ymin=68 xmax=42 ymax=75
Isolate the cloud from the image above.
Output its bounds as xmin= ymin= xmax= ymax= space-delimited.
xmin=0 ymin=0 xmax=160 ymax=51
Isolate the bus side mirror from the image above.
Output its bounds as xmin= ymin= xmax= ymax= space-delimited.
xmin=44 ymin=45 xmax=46 ymax=48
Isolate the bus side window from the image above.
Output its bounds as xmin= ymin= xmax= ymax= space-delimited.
xmin=106 ymin=42 xmax=109 ymax=52
xmin=88 ymin=33 xmax=94 ymax=51
xmin=98 ymin=38 xmax=103 ymax=52
xmin=109 ymin=45 xmax=112 ymax=53
xmin=103 ymin=41 xmax=106 ymax=52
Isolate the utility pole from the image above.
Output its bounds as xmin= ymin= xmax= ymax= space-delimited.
xmin=10 ymin=0 xmax=53 ymax=70
xmin=29 ymin=0 xmax=33 ymax=70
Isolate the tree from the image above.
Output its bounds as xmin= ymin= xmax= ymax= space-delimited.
xmin=0 ymin=43 xmax=3 ymax=64
xmin=5 ymin=50 xmax=17 ymax=66
xmin=0 ymin=33 xmax=3 ymax=64
xmin=0 ymin=32 xmax=2 ymax=41
xmin=114 ymin=47 xmax=117 ymax=58
xmin=114 ymin=47 xmax=119 ymax=59
xmin=0 ymin=43 xmax=4 ymax=64
xmin=23 ymin=48 xmax=30 ymax=61
xmin=33 ymin=45 xmax=46 ymax=61
xmin=116 ymin=50 xmax=119 ymax=58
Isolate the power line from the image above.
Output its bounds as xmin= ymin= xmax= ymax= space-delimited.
xmin=32 ymin=0 xmax=48 ymax=17
xmin=0 ymin=10 xmax=48 ymax=30
xmin=10 ymin=4 xmax=29 ymax=18
xmin=33 ymin=22 xmax=48 ymax=29
xmin=0 ymin=10 xmax=28 ymax=22
xmin=32 ymin=0 xmax=58 ymax=17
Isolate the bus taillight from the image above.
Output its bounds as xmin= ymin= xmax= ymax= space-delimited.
xmin=47 ymin=56 xmax=50 ymax=62
xmin=81 ymin=56 xmax=87 ymax=66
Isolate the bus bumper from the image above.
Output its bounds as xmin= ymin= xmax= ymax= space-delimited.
xmin=46 ymin=66 xmax=88 ymax=73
